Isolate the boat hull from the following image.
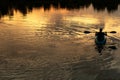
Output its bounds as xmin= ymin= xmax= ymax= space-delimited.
xmin=95 ymin=37 xmax=106 ymax=53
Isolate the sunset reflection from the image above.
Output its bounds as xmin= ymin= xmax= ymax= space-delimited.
xmin=0 ymin=1 xmax=120 ymax=80
xmin=65 ymin=16 xmax=99 ymax=24
xmin=1 ymin=6 xmax=120 ymax=37
xmin=104 ymin=17 xmax=120 ymax=32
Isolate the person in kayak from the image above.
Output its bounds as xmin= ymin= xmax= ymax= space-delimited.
xmin=95 ymin=28 xmax=107 ymax=44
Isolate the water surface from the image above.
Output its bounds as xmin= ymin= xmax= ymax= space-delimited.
xmin=0 ymin=4 xmax=120 ymax=80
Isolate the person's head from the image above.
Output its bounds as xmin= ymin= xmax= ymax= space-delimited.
xmin=99 ymin=28 xmax=103 ymax=32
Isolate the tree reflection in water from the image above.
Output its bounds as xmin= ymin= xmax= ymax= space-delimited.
xmin=0 ymin=0 xmax=120 ymax=18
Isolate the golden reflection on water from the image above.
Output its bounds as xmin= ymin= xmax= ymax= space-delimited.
xmin=0 ymin=6 xmax=120 ymax=48
xmin=1 ymin=6 xmax=120 ymax=37
xmin=65 ymin=16 xmax=100 ymax=24
xmin=2 ymin=9 xmax=49 ymax=28
xmin=104 ymin=17 xmax=120 ymax=32
xmin=1 ymin=7 xmax=69 ymax=28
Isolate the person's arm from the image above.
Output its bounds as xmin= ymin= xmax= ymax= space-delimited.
xmin=95 ymin=32 xmax=98 ymax=36
xmin=104 ymin=32 xmax=107 ymax=36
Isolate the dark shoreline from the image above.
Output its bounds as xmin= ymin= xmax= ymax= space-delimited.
xmin=0 ymin=0 xmax=120 ymax=17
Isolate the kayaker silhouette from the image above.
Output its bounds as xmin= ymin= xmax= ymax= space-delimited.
xmin=84 ymin=28 xmax=116 ymax=54
xmin=95 ymin=28 xmax=107 ymax=45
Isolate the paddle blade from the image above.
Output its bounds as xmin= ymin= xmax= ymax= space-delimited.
xmin=110 ymin=31 xmax=116 ymax=33
xmin=84 ymin=31 xmax=91 ymax=34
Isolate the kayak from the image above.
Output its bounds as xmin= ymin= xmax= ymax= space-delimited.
xmin=95 ymin=36 xmax=106 ymax=53
xmin=95 ymin=36 xmax=106 ymax=45
xmin=84 ymin=29 xmax=116 ymax=54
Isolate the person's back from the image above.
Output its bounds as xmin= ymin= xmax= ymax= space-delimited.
xmin=95 ymin=28 xmax=107 ymax=41
xmin=96 ymin=32 xmax=105 ymax=41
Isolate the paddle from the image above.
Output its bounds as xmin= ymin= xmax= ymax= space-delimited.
xmin=84 ymin=31 xmax=116 ymax=34
xmin=84 ymin=31 xmax=91 ymax=34
xmin=109 ymin=31 xmax=116 ymax=33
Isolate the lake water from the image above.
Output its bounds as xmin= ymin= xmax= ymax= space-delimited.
xmin=0 ymin=4 xmax=120 ymax=80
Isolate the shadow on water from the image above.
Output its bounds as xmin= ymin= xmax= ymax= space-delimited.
xmin=69 ymin=52 xmax=120 ymax=80
xmin=95 ymin=69 xmax=120 ymax=80
xmin=0 ymin=0 xmax=120 ymax=18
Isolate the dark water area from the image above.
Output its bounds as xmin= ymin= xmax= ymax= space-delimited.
xmin=0 ymin=0 xmax=120 ymax=17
